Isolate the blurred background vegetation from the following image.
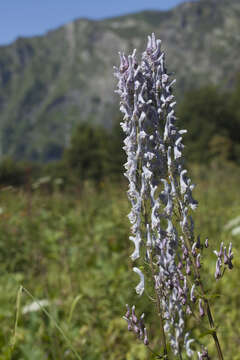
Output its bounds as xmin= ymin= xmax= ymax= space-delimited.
xmin=2 ymin=76 xmax=240 ymax=187
xmin=0 ymin=163 xmax=240 ymax=360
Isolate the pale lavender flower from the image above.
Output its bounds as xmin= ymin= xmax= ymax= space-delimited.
xmin=123 ymin=305 xmax=149 ymax=345
xmin=184 ymin=333 xmax=195 ymax=357
xmin=223 ymin=246 xmax=228 ymax=265
xmin=196 ymin=235 xmax=201 ymax=249
xmin=143 ymin=327 xmax=149 ymax=345
xmin=199 ymin=299 xmax=205 ymax=317
xmin=228 ymin=242 xmax=234 ymax=269
xmin=215 ymin=258 xmax=222 ymax=279
xmin=214 ymin=241 xmax=233 ymax=279
xmin=190 ymin=284 xmax=197 ymax=303
xmin=133 ymin=267 xmax=145 ymax=296
xmin=198 ymin=348 xmax=209 ymax=359
xmin=114 ymin=32 xmax=231 ymax=358
xmin=205 ymin=238 xmax=209 ymax=248
xmin=125 ymin=304 xmax=130 ymax=318
xmin=196 ymin=254 xmax=201 ymax=269
xmin=192 ymin=242 xmax=197 ymax=257
xmin=131 ymin=305 xmax=138 ymax=324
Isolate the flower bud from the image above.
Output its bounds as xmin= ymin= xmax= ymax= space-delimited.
xmin=178 ymin=261 xmax=183 ymax=270
xmin=228 ymin=258 xmax=233 ymax=270
xmin=192 ymin=242 xmax=197 ymax=257
xmin=128 ymin=321 xmax=133 ymax=331
xmin=186 ymin=305 xmax=192 ymax=315
xmin=199 ymin=299 xmax=205 ymax=317
xmin=143 ymin=327 xmax=149 ymax=345
xmin=123 ymin=316 xmax=133 ymax=331
xmin=215 ymin=258 xmax=222 ymax=280
xmin=196 ymin=254 xmax=201 ymax=269
xmin=198 ymin=347 xmax=209 ymax=359
xmin=132 ymin=305 xmax=138 ymax=324
xmin=190 ymin=284 xmax=197 ymax=303
xmin=182 ymin=295 xmax=187 ymax=305
xmin=133 ymin=324 xmax=140 ymax=334
xmin=228 ymin=242 xmax=233 ymax=260
xmin=186 ymin=258 xmax=191 ymax=275
xmin=196 ymin=235 xmax=201 ymax=249
xmin=219 ymin=242 xmax=224 ymax=258
xmin=223 ymin=247 xmax=228 ymax=264
xmin=178 ymin=268 xmax=184 ymax=281
xmin=125 ymin=304 xmax=130 ymax=318
xmin=182 ymin=245 xmax=189 ymax=260
xmin=139 ymin=313 xmax=145 ymax=333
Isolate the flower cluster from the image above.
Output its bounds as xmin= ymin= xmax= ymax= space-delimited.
xmin=114 ymin=33 xmax=233 ymax=359
xmin=123 ymin=305 xmax=149 ymax=345
xmin=198 ymin=348 xmax=209 ymax=359
xmin=214 ymin=241 xmax=233 ymax=279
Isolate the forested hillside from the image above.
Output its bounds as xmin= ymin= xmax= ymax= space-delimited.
xmin=0 ymin=0 xmax=240 ymax=161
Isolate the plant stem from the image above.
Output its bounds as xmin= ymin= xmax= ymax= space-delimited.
xmin=174 ymin=180 xmax=224 ymax=360
xmin=149 ymin=252 xmax=168 ymax=359
xmin=146 ymin=344 xmax=161 ymax=357
xmin=183 ymin=232 xmax=224 ymax=360
xmin=200 ymin=284 xmax=224 ymax=360
xmin=142 ymin=198 xmax=169 ymax=359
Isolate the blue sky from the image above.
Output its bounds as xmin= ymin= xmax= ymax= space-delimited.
xmin=0 ymin=0 xmax=190 ymax=45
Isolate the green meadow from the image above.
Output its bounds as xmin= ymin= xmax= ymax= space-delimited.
xmin=0 ymin=162 xmax=239 ymax=360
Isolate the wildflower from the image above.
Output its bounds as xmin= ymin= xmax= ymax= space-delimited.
xmin=196 ymin=254 xmax=201 ymax=269
xmin=199 ymin=299 xmax=205 ymax=317
xmin=133 ymin=267 xmax=144 ymax=296
xmin=184 ymin=333 xmax=194 ymax=357
xmin=115 ymin=32 xmax=231 ymax=359
xmin=114 ymin=32 xmax=195 ymax=357
xmin=123 ymin=305 xmax=149 ymax=346
xmin=215 ymin=258 xmax=222 ymax=279
xmin=198 ymin=348 xmax=209 ymax=359
xmin=190 ymin=284 xmax=197 ymax=303
xmin=204 ymin=238 xmax=209 ymax=248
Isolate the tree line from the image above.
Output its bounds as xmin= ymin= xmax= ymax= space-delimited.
xmin=1 ymin=77 xmax=240 ymax=187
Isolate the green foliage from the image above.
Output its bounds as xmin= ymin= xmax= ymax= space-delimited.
xmin=0 ymin=118 xmax=125 ymax=187
xmin=64 ymin=122 xmax=111 ymax=182
xmin=0 ymin=157 xmax=43 ymax=188
xmin=0 ymin=157 xmax=26 ymax=187
xmin=1 ymin=0 xmax=240 ymax=162
xmin=178 ymin=83 xmax=240 ymax=164
xmin=0 ymin=166 xmax=239 ymax=359
xmin=108 ymin=116 xmax=125 ymax=178
xmin=63 ymin=121 xmax=125 ymax=182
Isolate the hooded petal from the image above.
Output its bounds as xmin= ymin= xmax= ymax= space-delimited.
xmin=133 ymin=267 xmax=145 ymax=296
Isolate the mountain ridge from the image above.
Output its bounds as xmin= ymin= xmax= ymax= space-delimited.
xmin=0 ymin=0 xmax=240 ymax=161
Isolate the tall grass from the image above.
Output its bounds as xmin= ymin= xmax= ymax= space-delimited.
xmin=0 ymin=165 xmax=239 ymax=359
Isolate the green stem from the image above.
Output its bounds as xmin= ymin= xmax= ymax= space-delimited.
xmin=173 ymin=170 xmax=224 ymax=360
xmin=149 ymin=252 xmax=168 ymax=359
xmin=200 ymin=285 xmax=224 ymax=360
xmin=179 ymin=212 xmax=224 ymax=360
xmin=146 ymin=344 xmax=161 ymax=357
xmin=142 ymin=199 xmax=168 ymax=359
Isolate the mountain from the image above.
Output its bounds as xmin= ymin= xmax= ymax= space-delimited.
xmin=0 ymin=0 xmax=240 ymax=161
